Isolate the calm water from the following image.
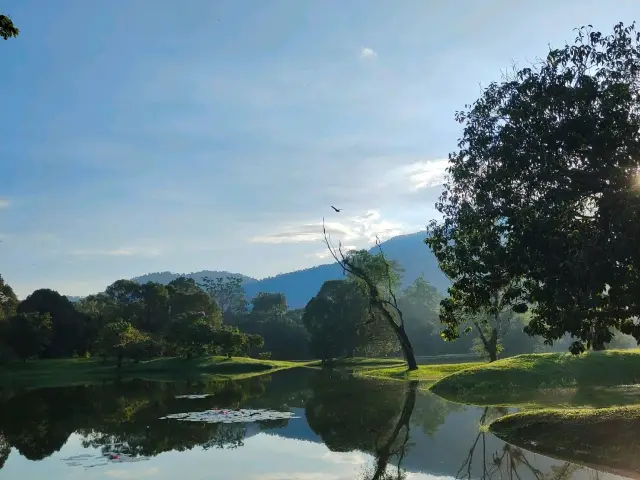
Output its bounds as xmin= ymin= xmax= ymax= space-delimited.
xmin=0 ymin=369 xmax=629 ymax=480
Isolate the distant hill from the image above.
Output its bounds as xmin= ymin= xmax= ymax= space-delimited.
xmin=243 ymin=231 xmax=449 ymax=308
xmin=69 ymin=232 xmax=449 ymax=308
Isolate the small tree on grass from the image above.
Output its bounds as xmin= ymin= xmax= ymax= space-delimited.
xmin=0 ymin=313 xmax=51 ymax=361
xmin=96 ymin=319 xmax=148 ymax=367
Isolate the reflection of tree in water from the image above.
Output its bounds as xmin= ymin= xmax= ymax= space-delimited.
xmin=0 ymin=433 xmax=10 ymax=470
xmin=456 ymin=407 xmax=582 ymax=480
xmin=0 ymin=375 xmax=297 ymax=461
xmin=305 ymin=372 xmax=420 ymax=480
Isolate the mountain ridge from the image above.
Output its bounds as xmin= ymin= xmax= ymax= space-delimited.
xmin=67 ymin=232 xmax=449 ymax=308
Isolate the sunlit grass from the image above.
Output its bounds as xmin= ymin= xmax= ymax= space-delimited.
xmin=0 ymin=356 xmax=311 ymax=389
xmin=430 ymin=349 xmax=640 ymax=406
xmin=354 ymin=361 xmax=482 ymax=383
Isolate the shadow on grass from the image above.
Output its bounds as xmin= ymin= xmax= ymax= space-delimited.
xmin=490 ymin=405 xmax=640 ymax=478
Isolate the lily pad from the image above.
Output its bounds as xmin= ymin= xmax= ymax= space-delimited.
xmin=160 ymin=408 xmax=298 ymax=424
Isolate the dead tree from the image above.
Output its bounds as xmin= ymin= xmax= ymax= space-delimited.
xmin=323 ymin=219 xmax=418 ymax=371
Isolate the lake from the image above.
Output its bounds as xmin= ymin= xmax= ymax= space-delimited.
xmin=0 ymin=369 xmax=629 ymax=480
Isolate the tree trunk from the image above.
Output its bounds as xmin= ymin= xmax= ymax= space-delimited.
xmin=395 ymin=325 xmax=418 ymax=371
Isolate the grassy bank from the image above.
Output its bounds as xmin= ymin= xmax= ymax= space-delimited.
xmin=429 ymin=349 xmax=640 ymax=405
xmin=305 ymin=356 xmax=481 ymax=383
xmin=490 ymin=406 xmax=640 ymax=477
xmin=355 ymin=362 xmax=481 ymax=383
xmin=0 ymin=356 xmax=309 ymax=389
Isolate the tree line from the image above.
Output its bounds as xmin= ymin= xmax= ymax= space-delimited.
xmin=0 ymin=245 xmax=586 ymax=365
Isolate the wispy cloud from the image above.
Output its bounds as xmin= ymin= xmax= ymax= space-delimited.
xmin=398 ymin=159 xmax=450 ymax=190
xmin=0 ymin=199 xmax=9 ymax=208
xmin=251 ymin=210 xmax=407 ymax=247
xmin=71 ymin=248 xmax=134 ymax=256
xmin=360 ymin=47 xmax=377 ymax=59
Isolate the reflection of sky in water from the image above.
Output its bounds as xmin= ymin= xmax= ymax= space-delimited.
xmin=0 ymin=373 xmax=634 ymax=480
xmin=0 ymin=432 xmax=451 ymax=480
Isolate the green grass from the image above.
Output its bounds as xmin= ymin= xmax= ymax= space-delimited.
xmin=490 ymin=405 xmax=640 ymax=477
xmin=0 ymin=356 xmax=310 ymax=389
xmin=356 ymin=362 xmax=482 ymax=384
xmin=429 ymin=349 xmax=640 ymax=406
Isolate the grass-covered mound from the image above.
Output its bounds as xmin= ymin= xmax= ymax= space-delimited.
xmin=490 ymin=405 xmax=640 ymax=477
xmin=356 ymin=362 xmax=481 ymax=383
xmin=429 ymin=349 xmax=640 ymax=405
xmin=0 ymin=356 xmax=308 ymax=389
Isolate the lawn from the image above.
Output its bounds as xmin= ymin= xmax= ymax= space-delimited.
xmin=429 ymin=349 xmax=640 ymax=405
xmin=355 ymin=362 xmax=482 ymax=383
xmin=489 ymin=405 xmax=640 ymax=477
xmin=0 ymin=356 xmax=310 ymax=389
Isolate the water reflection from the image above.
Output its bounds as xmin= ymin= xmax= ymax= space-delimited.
xmin=0 ymin=371 xmax=629 ymax=480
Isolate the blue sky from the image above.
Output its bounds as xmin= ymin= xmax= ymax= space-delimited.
xmin=2 ymin=0 xmax=640 ymax=298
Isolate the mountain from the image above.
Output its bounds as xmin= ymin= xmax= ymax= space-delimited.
xmin=71 ymin=232 xmax=448 ymax=308
xmin=242 ymin=231 xmax=449 ymax=308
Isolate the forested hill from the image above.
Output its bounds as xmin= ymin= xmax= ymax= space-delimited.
xmin=85 ymin=231 xmax=448 ymax=309
xmin=243 ymin=232 xmax=449 ymax=308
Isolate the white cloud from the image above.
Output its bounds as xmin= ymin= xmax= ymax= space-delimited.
xmin=0 ymin=199 xmax=9 ymax=208
xmin=401 ymin=159 xmax=450 ymax=190
xmin=250 ymin=210 xmax=407 ymax=248
xmin=360 ymin=47 xmax=377 ymax=59
xmin=71 ymin=248 xmax=134 ymax=256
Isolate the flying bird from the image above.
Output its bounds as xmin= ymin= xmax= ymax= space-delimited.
xmin=331 ymin=206 xmax=341 ymax=213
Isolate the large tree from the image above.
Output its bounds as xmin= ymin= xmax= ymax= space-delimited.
xmin=0 ymin=313 xmax=52 ymax=361
xmin=0 ymin=14 xmax=18 ymax=41
xmin=303 ymin=280 xmax=369 ymax=361
xmin=17 ymin=289 xmax=87 ymax=357
xmin=427 ymin=22 xmax=640 ymax=354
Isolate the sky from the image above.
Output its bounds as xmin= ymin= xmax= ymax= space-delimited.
xmin=2 ymin=0 xmax=640 ymax=298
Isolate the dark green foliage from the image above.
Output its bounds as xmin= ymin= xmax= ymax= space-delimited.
xmin=200 ymin=275 xmax=247 ymax=322
xmin=427 ymin=22 xmax=640 ymax=354
xmin=95 ymin=320 xmax=149 ymax=367
xmin=18 ymin=289 xmax=87 ymax=358
xmin=0 ymin=313 xmax=52 ymax=361
xmin=0 ymin=14 xmax=18 ymax=41
xmin=303 ymin=280 xmax=369 ymax=361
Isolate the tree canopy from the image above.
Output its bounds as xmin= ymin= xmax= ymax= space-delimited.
xmin=427 ymin=22 xmax=640 ymax=354
xmin=0 ymin=14 xmax=18 ymax=41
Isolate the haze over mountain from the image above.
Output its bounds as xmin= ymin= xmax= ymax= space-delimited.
xmin=90 ymin=232 xmax=448 ymax=309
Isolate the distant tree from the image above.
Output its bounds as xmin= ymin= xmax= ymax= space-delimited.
xmin=0 ymin=276 xmax=18 ymax=321
xmin=75 ymin=293 xmax=119 ymax=353
xmin=0 ymin=313 xmax=52 ymax=361
xmin=166 ymin=312 xmax=219 ymax=359
xmin=323 ymin=223 xmax=418 ymax=370
xmin=96 ymin=320 xmax=148 ymax=367
xmin=303 ymin=280 xmax=368 ymax=361
xmin=200 ymin=276 xmax=247 ymax=321
xmin=250 ymin=292 xmax=287 ymax=317
xmin=137 ymin=282 xmax=170 ymax=333
xmin=0 ymin=14 xmax=18 ymax=41
xmin=167 ymin=277 xmax=221 ymax=321
xmin=213 ymin=326 xmax=250 ymax=358
xmin=426 ymin=23 xmax=640 ymax=354
xmin=17 ymin=289 xmax=87 ymax=358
